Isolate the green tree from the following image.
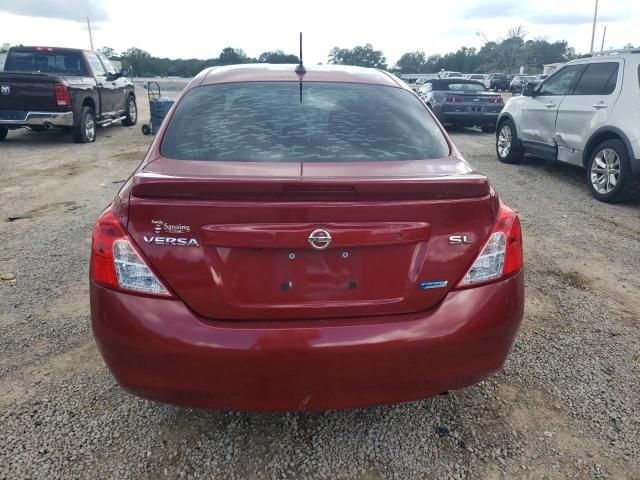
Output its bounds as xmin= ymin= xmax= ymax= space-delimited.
xmin=258 ymin=50 xmax=299 ymax=64
xmin=218 ymin=47 xmax=247 ymax=65
xmin=394 ymin=51 xmax=428 ymax=74
xmin=328 ymin=44 xmax=387 ymax=69
xmin=97 ymin=46 xmax=116 ymax=58
xmin=120 ymin=47 xmax=156 ymax=76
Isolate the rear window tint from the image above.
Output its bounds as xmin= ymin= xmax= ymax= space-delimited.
xmin=573 ymin=62 xmax=619 ymax=95
xmin=442 ymin=82 xmax=485 ymax=91
xmin=4 ymin=50 xmax=87 ymax=75
xmin=161 ymin=82 xmax=449 ymax=162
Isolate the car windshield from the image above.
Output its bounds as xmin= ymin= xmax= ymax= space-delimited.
xmin=441 ymin=82 xmax=486 ymax=91
xmin=161 ymin=82 xmax=450 ymax=162
xmin=4 ymin=50 xmax=87 ymax=75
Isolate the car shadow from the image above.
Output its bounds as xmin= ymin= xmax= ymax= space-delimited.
xmin=519 ymin=155 xmax=640 ymax=207
xmin=445 ymin=126 xmax=490 ymax=136
xmin=2 ymin=128 xmax=74 ymax=145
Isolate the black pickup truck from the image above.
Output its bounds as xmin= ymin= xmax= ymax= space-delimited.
xmin=0 ymin=46 xmax=136 ymax=143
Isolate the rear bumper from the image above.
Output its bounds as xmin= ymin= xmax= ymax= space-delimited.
xmin=0 ymin=110 xmax=73 ymax=127
xmin=438 ymin=111 xmax=500 ymax=127
xmin=90 ymin=271 xmax=524 ymax=411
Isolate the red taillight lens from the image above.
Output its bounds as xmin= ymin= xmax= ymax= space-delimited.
xmin=55 ymin=84 xmax=71 ymax=107
xmin=91 ymin=209 xmax=172 ymax=297
xmin=455 ymin=204 xmax=523 ymax=289
xmin=489 ymin=97 xmax=504 ymax=104
xmin=454 ymin=96 xmax=464 ymax=103
xmin=445 ymin=96 xmax=454 ymax=103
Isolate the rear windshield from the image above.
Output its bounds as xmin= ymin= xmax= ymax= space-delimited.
xmin=161 ymin=82 xmax=449 ymax=162
xmin=441 ymin=82 xmax=486 ymax=91
xmin=4 ymin=50 xmax=87 ymax=75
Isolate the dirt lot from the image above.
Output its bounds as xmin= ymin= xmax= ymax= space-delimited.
xmin=1 ymin=91 xmax=639 ymax=480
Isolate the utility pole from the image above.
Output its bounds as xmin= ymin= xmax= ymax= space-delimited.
xmin=590 ymin=0 xmax=599 ymax=53
xmin=600 ymin=26 xmax=607 ymax=52
xmin=86 ymin=17 xmax=94 ymax=51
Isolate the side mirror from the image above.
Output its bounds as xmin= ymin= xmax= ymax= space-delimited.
xmin=522 ymin=82 xmax=536 ymax=97
xmin=120 ymin=69 xmax=130 ymax=78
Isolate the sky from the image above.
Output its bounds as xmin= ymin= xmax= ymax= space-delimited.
xmin=0 ymin=0 xmax=638 ymax=65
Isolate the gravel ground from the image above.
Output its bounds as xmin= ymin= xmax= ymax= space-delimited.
xmin=0 ymin=92 xmax=639 ymax=479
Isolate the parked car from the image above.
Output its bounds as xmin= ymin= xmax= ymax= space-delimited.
xmin=509 ymin=75 xmax=539 ymax=94
xmin=0 ymin=46 xmax=136 ymax=143
xmin=417 ymin=78 xmax=504 ymax=132
xmin=487 ymin=73 xmax=510 ymax=91
xmin=465 ymin=73 xmax=487 ymax=83
xmin=90 ymin=64 xmax=524 ymax=411
xmin=438 ymin=71 xmax=463 ymax=79
xmin=496 ymin=49 xmax=640 ymax=203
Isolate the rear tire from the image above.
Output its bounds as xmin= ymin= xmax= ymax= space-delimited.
xmin=496 ymin=119 xmax=522 ymax=164
xmin=481 ymin=125 xmax=496 ymax=134
xmin=0 ymin=126 xmax=7 ymax=141
xmin=587 ymin=139 xmax=640 ymax=203
xmin=141 ymin=124 xmax=151 ymax=135
xmin=72 ymin=106 xmax=96 ymax=143
xmin=122 ymin=95 xmax=137 ymax=126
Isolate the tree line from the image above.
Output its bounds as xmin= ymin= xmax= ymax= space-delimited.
xmin=76 ymin=27 xmax=600 ymax=77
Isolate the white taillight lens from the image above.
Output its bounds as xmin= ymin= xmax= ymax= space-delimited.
xmin=458 ymin=232 xmax=505 ymax=286
xmin=455 ymin=204 xmax=523 ymax=289
xmin=91 ymin=208 xmax=172 ymax=298
xmin=113 ymin=239 xmax=169 ymax=296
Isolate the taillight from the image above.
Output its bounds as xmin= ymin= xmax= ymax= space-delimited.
xmin=454 ymin=97 xmax=464 ymax=103
xmin=489 ymin=97 xmax=504 ymax=104
xmin=55 ymin=84 xmax=72 ymax=107
xmin=91 ymin=209 xmax=172 ymax=297
xmin=456 ymin=204 xmax=523 ymax=288
xmin=445 ymin=96 xmax=454 ymax=103
xmin=445 ymin=96 xmax=464 ymax=103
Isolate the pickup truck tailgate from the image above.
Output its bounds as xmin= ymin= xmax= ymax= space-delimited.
xmin=0 ymin=73 xmax=59 ymax=112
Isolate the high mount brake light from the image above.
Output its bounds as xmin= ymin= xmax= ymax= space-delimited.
xmin=456 ymin=204 xmax=523 ymax=288
xmin=91 ymin=209 xmax=172 ymax=297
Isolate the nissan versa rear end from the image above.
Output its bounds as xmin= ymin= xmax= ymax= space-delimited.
xmin=90 ymin=64 xmax=524 ymax=411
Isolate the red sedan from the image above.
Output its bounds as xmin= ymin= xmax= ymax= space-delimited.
xmin=90 ymin=64 xmax=524 ymax=411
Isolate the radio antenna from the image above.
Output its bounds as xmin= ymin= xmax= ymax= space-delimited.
xmin=295 ymin=32 xmax=305 ymax=74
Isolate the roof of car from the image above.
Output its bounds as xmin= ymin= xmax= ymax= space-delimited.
xmin=195 ymin=64 xmax=405 ymax=89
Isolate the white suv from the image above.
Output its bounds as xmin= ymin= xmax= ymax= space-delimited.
xmin=496 ymin=49 xmax=640 ymax=203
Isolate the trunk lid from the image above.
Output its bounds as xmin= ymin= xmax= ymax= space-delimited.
xmin=441 ymin=91 xmax=503 ymax=114
xmin=0 ymin=73 xmax=60 ymax=113
xmin=126 ymin=157 xmax=497 ymax=320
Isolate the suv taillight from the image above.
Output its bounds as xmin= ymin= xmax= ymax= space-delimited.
xmin=55 ymin=84 xmax=71 ymax=107
xmin=91 ymin=209 xmax=172 ymax=297
xmin=455 ymin=204 xmax=523 ymax=289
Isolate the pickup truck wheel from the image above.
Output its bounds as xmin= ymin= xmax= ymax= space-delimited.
xmin=587 ymin=139 xmax=640 ymax=203
xmin=496 ymin=119 xmax=522 ymax=164
xmin=72 ymin=106 xmax=96 ymax=143
xmin=0 ymin=126 xmax=7 ymax=141
xmin=122 ymin=95 xmax=137 ymax=126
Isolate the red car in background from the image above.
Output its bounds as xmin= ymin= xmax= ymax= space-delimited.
xmin=90 ymin=64 xmax=524 ymax=411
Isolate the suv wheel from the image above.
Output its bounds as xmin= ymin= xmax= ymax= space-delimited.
xmin=72 ymin=106 xmax=96 ymax=143
xmin=587 ymin=139 xmax=640 ymax=203
xmin=496 ymin=119 xmax=522 ymax=164
xmin=122 ymin=95 xmax=137 ymax=126
xmin=0 ymin=126 xmax=8 ymax=141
